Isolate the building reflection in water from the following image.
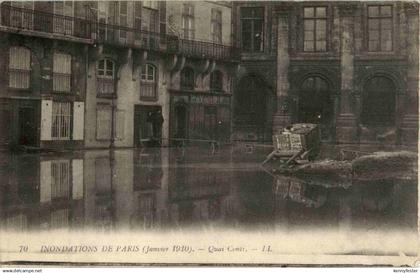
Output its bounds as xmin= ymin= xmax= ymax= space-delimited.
xmin=0 ymin=147 xmax=417 ymax=234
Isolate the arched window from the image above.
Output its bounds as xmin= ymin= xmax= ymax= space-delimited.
xmin=97 ymin=59 xmax=115 ymax=95
xmin=210 ymin=70 xmax=223 ymax=92
xmin=9 ymin=46 xmax=31 ymax=89
xmin=140 ymin=63 xmax=157 ymax=100
xmin=181 ymin=67 xmax=194 ymax=90
xmin=361 ymin=76 xmax=396 ymax=126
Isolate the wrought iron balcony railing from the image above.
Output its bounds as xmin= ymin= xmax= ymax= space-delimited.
xmin=0 ymin=4 xmax=241 ymax=59
xmin=92 ymin=22 xmax=164 ymax=51
xmin=140 ymin=81 xmax=158 ymax=100
xmin=0 ymin=4 xmax=92 ymax=39
xmin=167 ymin=36 xmax=240 ymax=61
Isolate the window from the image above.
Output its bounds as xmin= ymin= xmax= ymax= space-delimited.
xmin=51 ymin=160 xmax=70 ymax=199
xmin=90 ymin=2 xmax=109 ymax=40
xmin=119 ymin=1 xmax=128 ymax=39
xmin=210 ymin=70 xmax=223 ymax=92
xmin=361 ymin=76 xmax=395 ymax=126
xmin=9 ymin=47 xmax=31 ymax=89
xmin=180 ymin=67 xmax=195 ymax=90
xmin=142 ymin=3 xmax=158 ymax=31
xmin=140 ymin=64 xmax=157 ymax=100
xmin=143 ymin=1 xmax=159 ymax=10
xmin=96 ymin=105 xmax=112 ymax=140
xmin=53 ymin=1 xmax=74 ymax=35
xmin=368 ymin=5 xmax=393 ymax=52
xmin=240 ymin=7 xmax=264 ymax=52
xmin=211 ymin=9 xmax=222 ymax=43
xmin=303 ymin=7 xmax=327 ymax=52
xmin=52 ymin=102 xmax=72 ymax=140
xmin=141 ymin=2 xmax=159 ymax=48
xmin=182 ymin=4 xmax=195 ymax=39
xmin=97 ymin=59 xmax=115 ymax=95
xmin=9 ymin=1 xmax=34 ymax=30
xmin=53 ymin=53 xmax=71 ymax=92
xmin=134 ymin=2 xmax=142 ymax=40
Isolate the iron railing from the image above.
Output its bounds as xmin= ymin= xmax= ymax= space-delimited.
xmin=97 ymin=78 xmax=115 ymax=96
xmin=93 ymin=22 xmax=163 ymax=51
xmin=1 ymin=4 xmax=92 ymax=39
xmin=167 ymin=36 xmax=240 ymax=60
xmin=0 ymin=4 xmax=241 ymax=59
xmin=140 ymin=81 xmax=157 ymax=100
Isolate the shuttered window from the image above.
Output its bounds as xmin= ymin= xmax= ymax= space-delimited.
xmin=52 ymin=102 xmax=72 ymax=140
xmin=53 ymin=1 xmax=74 ymax=35
xmin=182 ymin=4 xmax=195 ymax=39
xmin=96 ymin=105 xmax=112 ymax=140
xmin=53 ymin=53 xmax=71 ymax=92
xmin=9 ymin=46 xmax=31 ymax=89
xmin=211 ymin=9 xmax=222 ymax=43
xmin=119 ymin=1 xmax=128 ymax=39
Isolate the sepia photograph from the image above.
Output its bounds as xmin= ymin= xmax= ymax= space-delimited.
xmin=0 ymin=0 xmax=418 ymax=268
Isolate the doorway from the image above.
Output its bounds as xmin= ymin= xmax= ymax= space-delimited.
xmin=174 ymin=104 xmax=188 ymax=139
xmin=18 ymin=107 xmax=37 ymax=146
xmin=134 ymin=105 xmax=163 ymax=147
xmin=204 ymin=106 xmax=217 ymax=140
xmin=298 ymin=76 xmax=334 ymax=140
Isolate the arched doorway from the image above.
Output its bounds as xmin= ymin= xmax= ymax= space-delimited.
xmin=361 ymin=76 xmax=396 ymax=127
xmin=234 ymin=75 xmax=272 ymax=141
xmin=298 ymin=76 xmax=334 ymax=140
xmin=174 ymin=104 xmax=188 ymax=139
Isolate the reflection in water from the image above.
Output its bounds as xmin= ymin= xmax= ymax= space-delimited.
xmin=0 ymin=146 xmax=417 ymax=235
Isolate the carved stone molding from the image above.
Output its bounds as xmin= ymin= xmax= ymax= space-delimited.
xmin=338 ymin=3 xmax=358 ymax=17
xmin=404 ymin=2 xmax=419 ymax=16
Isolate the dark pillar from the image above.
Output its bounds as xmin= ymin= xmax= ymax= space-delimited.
xmin=336 ymin=4 xmax=358 ymax=144
xmin=272 ymin=6 xmax=292 ymax=135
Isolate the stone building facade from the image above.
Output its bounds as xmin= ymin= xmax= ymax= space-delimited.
xmin=0 ymin=1 xmax=90 ymax=150
xmin=0 ymin=1 xmax=417 ymax=150
xmin=232 ymin=1 xmax=419 ymax=145
xmin=0 ymin=1 xmax=236 ymax=150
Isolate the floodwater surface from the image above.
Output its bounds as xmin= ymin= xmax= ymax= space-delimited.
xmin=0 ymin=145 xmax=417 ymax=240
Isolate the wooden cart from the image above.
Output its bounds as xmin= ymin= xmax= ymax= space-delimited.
xmin=262 ymin=123 xmax=320 ymax=167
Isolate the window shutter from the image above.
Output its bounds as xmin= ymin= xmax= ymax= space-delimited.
xmin=114 ymin=110 xmax=125 ymax=140
xmin=72 ymin=159 xmax=84 ymax=200
xmin=41 ymin=99 xmax=52 ymax=141
xmin=96 ymin=106 xmax=112 ymax=140
xmin=73 ymin=101 xmax=84 ymax=140
xmin=40 ymin=161 xmax=52 ymax=203
xmin=159 ymin=1 xmax=166 ymax=38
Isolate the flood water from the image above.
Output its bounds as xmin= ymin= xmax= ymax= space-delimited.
xmin=0 ymin=144 xmax=417 ymax=236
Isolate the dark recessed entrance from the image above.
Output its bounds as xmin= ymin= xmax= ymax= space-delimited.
xmin=234 ymin=75 xmax=273 ymax=141
xmin=134 ymin=105 xmax=163 ymax=147
xmin=174 ymin=104 xmax=188 ymax=139
xmin=18 ymin=107 xmax=37 ymax=146
xmin=298 ymin=76 xmax=334 ymax=140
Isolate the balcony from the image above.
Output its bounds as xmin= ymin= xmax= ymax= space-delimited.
xmin=0 ymin=4 xmax=92 ymax=41
xmin=167 ymin=36 xmax=240 ymax=61
xmin=93 ymin=22 xmax=164 ymax=52
xmin=140 ymin=81 xmax=157 ymax=101
xmin=96 ymin=78 xmax=115 ymax=97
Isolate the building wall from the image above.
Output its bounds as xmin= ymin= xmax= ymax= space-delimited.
xmin=166 ymin=1 xmax=232 ymax=45
xmin=233 ymin=1 xmax=419 ymax=145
